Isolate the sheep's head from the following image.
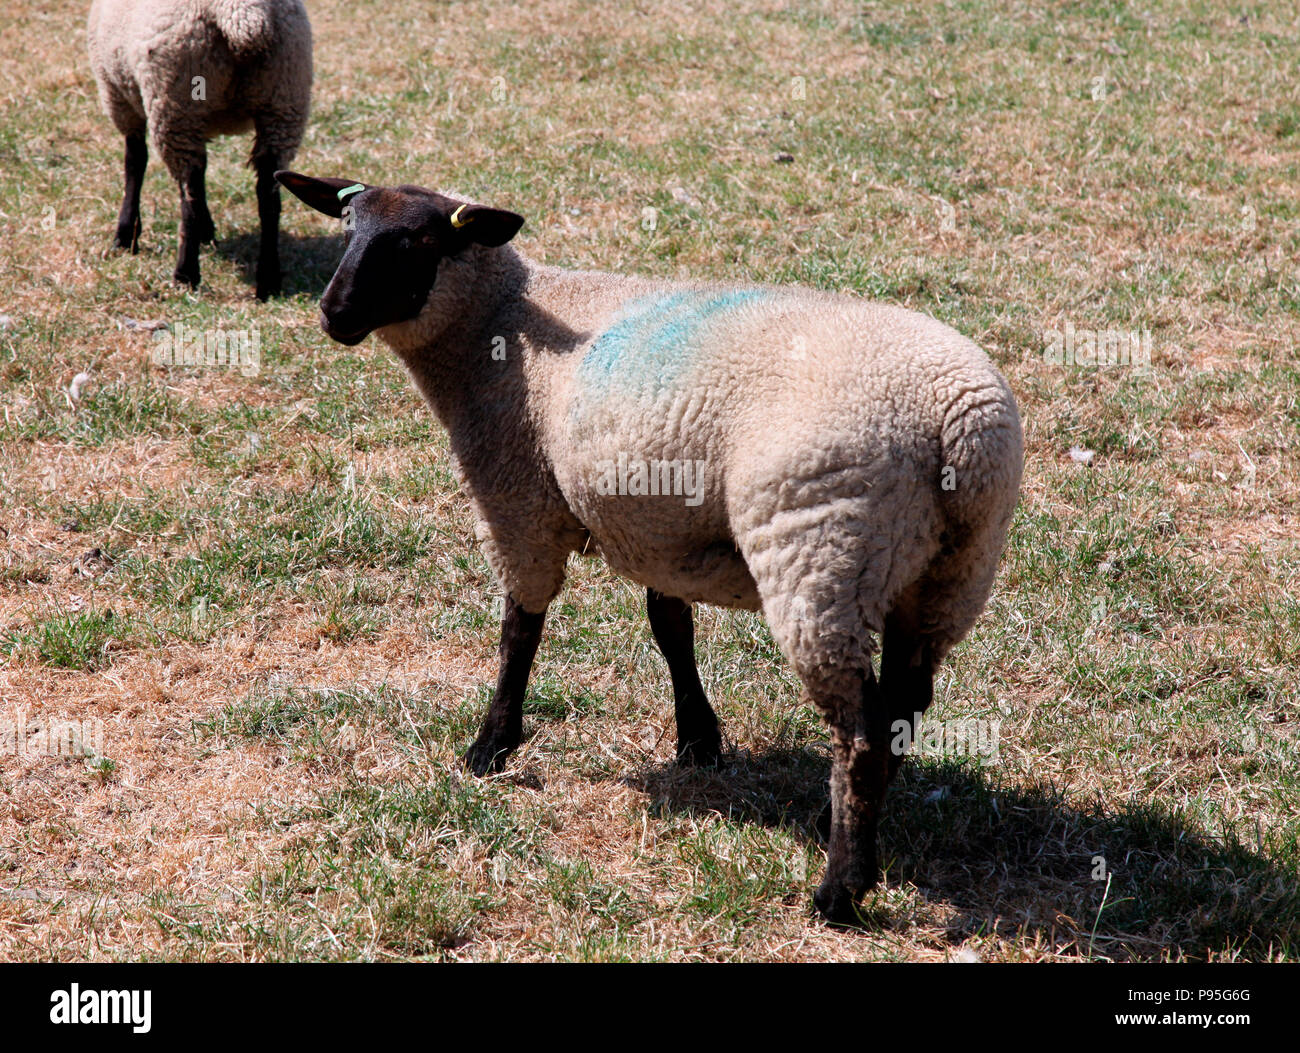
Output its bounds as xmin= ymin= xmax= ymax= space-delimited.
xmin=275 ymin=171 xmax=524 ymax=346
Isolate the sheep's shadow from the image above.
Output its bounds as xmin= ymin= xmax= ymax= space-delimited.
xmin=212 ymin=230 xmax=341 ymax=298
xmin=621 ymin=747 xmax=1300 ymax=960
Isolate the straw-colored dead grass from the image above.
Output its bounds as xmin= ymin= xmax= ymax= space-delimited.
xmin=2 ymin=0 xmax=1298 ymax=961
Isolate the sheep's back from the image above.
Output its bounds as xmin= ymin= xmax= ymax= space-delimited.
xmin=549 ymin=287 xmax=1019 ymax=608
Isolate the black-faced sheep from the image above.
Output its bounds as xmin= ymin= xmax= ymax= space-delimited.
xmin=276 ymin=170 xmax=1024 ymax=924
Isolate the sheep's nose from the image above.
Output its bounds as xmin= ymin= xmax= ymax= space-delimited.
xmin=319 ymin=308 xmax=368 ymax=346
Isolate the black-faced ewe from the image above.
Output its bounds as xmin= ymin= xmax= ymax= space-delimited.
xmin=277 ymin=170 xmax=1024 ymax=924
xmin=87 ymin=0 xmax=312 ymax=299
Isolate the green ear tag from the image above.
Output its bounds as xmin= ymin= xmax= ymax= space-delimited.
xmin=337 ymin=183 xmax=365 ymax=202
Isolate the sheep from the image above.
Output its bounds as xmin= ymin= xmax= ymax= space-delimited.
xmin=87 ymin=0 xmax=312 ymax=299
xmin=275 ymin=170 xmax=1024 ymax=924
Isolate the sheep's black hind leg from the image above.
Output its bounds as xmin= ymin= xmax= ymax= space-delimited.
xmin=113 ymin=131 xmax=147 ymax=252
xmin=813 ymin=668 xmax=891 ymax=925
xmin=174 ymin=153 xmax=211 ymax=288
xmin=816 ymin=608 xmax=936 ymax=842
xmin=253 ymin=152 xmax=282 ymax=300
xmin=463 ymin=597 xmax=547 ymax=776
xmin=880 ymin=604 xmax=937 ymax=782
xmin=646 ymin=588 xmax=721 ymax=766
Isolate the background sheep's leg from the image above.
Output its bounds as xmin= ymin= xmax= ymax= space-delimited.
xmin=646 ymin=588 xmax=722 ymax=766
xmin=113 ymin=131 xmax=147 ymax=252
xmin=251 ymin=128 xmax=284 ymax=300
xmin=190 ymin=155 xmax=216 ymax=245
xmin=463 ymin=597 xmax=547 ymax=776
xmin=812 ymin=669 xmax=891 ymax=925
xmin=173 ymin=151 xmax=212 ymax=288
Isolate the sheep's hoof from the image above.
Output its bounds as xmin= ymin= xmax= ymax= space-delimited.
xmin=173 ymin=265 xmax=200 ymax=289
xmin=463 ymin=737 xmax=515 ymax=777
xmin=813 ymin=881 xmax=862 ymax=926
xmin=255 ymin=275 xmax=281 ymax=301
xmin=676 ymin=736 xmax=722 ymax=768
xmin=112 ymin=225 xmax=140 ymax=253
xmin=813 ymin=874 xmax=876 ymax=927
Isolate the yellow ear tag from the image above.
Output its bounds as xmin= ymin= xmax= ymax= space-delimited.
xmin=449 ymin=204 xmax=474 ymax=229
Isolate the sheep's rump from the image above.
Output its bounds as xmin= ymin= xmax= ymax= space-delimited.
xmin=88 ymin=0 xmax=311 ymax=145
xmin=552 ymin=286 xmax=1022 ymax=671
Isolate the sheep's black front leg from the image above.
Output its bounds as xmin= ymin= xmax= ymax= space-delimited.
xmin=174 ymin=153 xmax=212 ymax=288
xmin=113 ymin=131 xmax=147 ymax=252
xmin=253 ymin=154 xmax=282 ymax=300
xmin=646 ymin=588 xmax=722 ymax=766
xmin=463 ymin=597 xmax=547 ymax=776
xmin=813 ymin=669 xmax=891 ymax=925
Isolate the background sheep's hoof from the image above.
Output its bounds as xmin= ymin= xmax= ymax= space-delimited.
xmin=173 ymin=265 xmax=200 ymax=289
xmin=112 ymin=224 xmax=140 ymax=253
xmin=255 ymin=273 xmax=282 ymax=302
xmin=463 ymin=737 xmax=515 ymax=777
xmin=676 ymin=737 xmax=722 ymax=768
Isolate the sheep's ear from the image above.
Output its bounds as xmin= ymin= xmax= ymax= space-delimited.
xmin=447 ymin=204 xmax=525 ymax=247
xmin=275 ymin=171 xmax=368 ymax=219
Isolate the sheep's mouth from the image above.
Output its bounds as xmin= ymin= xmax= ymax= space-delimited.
xmin=320 ymin=312 xmax=370 ymax=346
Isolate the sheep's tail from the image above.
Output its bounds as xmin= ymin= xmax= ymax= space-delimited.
xmin=211 ymin=0 xmax=278 ymax=56
xmin=880 ymin=366 xmax=1022 ymax=664
xmin=936 ymin=368 xmax=1023 ymax=538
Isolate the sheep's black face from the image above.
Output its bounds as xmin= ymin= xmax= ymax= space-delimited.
xmin=275 ymin=171 xmax=525 ymax=346
xmin=318 ymin=188 xmax=451 ymax=346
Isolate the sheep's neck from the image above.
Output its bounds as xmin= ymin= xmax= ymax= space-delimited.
xmin=372 ymin=249 xmax=550 ymax=497
xmin=378 ymin=245 xmax=522 ymax=403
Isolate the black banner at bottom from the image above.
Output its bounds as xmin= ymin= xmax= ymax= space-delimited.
xmin=0 ymin=961 xmax=1288 ymax=1040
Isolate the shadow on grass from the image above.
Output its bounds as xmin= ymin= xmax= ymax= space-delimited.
xmin=212 ymin=230 xmax=341 ymax=299
xmin=624 ymin=747 xmax=1300 ymax=961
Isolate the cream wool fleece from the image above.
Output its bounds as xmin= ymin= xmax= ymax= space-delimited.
xmin=88 ymin=0 xmax=311 ymax=172
xmin=375 ymin=240 xmax=1023 ymax=692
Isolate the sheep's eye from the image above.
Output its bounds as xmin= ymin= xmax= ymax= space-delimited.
xmin=419 ymin=233 xmax=438 ymax=248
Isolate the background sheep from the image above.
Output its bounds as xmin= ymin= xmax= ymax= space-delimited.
xmin=87 ymin=0 xmax=312 ymax=298
xmin=276 ymin=170 xmax=1024 ymax=924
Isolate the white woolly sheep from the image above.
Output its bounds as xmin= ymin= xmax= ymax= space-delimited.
xmin=88 ymin=0 xmax=312 ymax=298
xmin=276 ymin=170 xmax=1024 ymax=924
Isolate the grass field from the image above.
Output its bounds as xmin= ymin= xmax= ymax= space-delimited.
xmin=1 ymin=0 xmax=1298 ymax=961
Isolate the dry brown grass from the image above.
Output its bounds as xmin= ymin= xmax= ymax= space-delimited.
xmin=1 ymin=0 xmax=1298 ymax=961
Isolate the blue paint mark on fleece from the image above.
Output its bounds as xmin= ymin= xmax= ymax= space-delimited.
xmin=579 ymin=289 xmax=770 ymax=397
